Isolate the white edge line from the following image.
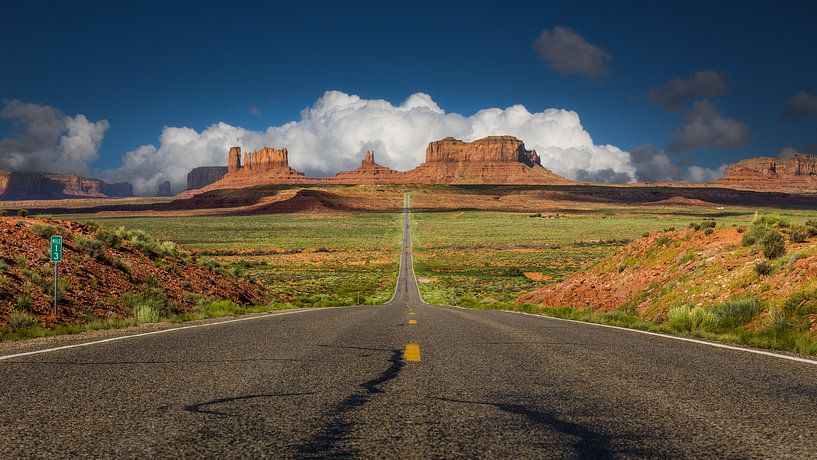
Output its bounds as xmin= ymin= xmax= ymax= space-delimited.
xmin=0 ymin=306 xmax=349 ymax=362
xmin=438 ymin=303 xmax=817 ymax=366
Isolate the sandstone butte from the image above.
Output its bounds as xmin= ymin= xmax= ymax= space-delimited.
xmin=0 ymin=172 xmax=133 ymax=200
xmin=715 ymin=154 xmax=817 ymax=193
xmin=187 ymin=166 xmax=228 ymax=190
xmin=196 ymin=135 xmax=572 ymax=192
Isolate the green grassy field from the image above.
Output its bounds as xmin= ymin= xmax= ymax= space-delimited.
xmin=411 ymin=207 xmax=817 ymax=306
xmin=84 ymin=213 xmax=403 ymax=307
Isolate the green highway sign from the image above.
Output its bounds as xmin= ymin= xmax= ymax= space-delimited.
xmin=50 ymin=235 xmax=63 ymax=263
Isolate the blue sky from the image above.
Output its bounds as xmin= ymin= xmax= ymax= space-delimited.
xmin=1 ymin=0 xmax=816 ymax=191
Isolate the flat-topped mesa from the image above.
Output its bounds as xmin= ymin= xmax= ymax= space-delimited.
xmin=0 ymin=172 xmax=133 ymax=200
xmin=716 ymin=153 xmax=817 ymax=192
xmin=187 ymin=166 xmax=228 ymax=190
xmin=407 ymin=136 xmax=567 ymax=184
xmin=425 ymin=135 xmax=542 ymax=167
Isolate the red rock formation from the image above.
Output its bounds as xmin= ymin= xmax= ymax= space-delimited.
xmin=332 ymin=151 xmax=401 ymax=184
xmin=716 ymin=154 xmax=817 ymax=192
xmin=404 ymin=136 xmax=566 ymax=184
xmin=227 ymin=147 xmax=241 ymax=174
xmin=196 ymin=136 xmax=570 ymax=193
xmin=0 ymin=172 xmax=133 ymax=200
xmin=187 ymin=166 xmax=228 ymax=190
xmin=204 ymin=146 xmax=309 ymax=190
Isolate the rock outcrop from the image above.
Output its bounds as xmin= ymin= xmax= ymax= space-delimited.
xmin=405 ymin=136 xmax=565 ymax=184
xmin=187 ymin=166 xmax=228 ymax=190
xmin=197 ymin=136 xmax=570 ymax=192
xmin=157 ymin=181 xmax=173 ymax=197
xmin=0 ymin=172 xmax=134 ymax=200
xmin=202 ymin=146 xmax=310 ymax=190
xmin=332 ymin=151 xmax=401 ymax=183
xmin=716 ymin=154 xmax=817 ymax=192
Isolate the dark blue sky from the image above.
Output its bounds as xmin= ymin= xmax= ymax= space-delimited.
xmin=2 ymin=0 xmax=817 ymax=175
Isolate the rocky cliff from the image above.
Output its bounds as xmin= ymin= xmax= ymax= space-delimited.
xmin=0 ymin=172 xmax=133 ymax=200
xmin=203 ymin=146 xmax=310 ymax=190
xmin=187 ymin=166 xmax=228 ymax=190
xmin=716 ymin=154 xmax=817 ymax=192
xmin=405 ymin=136 xmax=566 ymax=184
xmin=197 ymin=136 xmax=570 ymax=192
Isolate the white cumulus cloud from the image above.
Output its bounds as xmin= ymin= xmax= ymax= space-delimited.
xmin=100 ymin=90 xmax=636 ymax=194
xmin=0 ymin=100 xmax=109 ymax=175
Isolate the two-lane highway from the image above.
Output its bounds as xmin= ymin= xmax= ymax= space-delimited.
xmin=1 ymin=195 xmax=817 ymax=457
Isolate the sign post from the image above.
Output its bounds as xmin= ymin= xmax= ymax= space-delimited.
xmin=50 ymin=235 xmax=62 ymax=317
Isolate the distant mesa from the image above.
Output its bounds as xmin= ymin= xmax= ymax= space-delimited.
xmin=198 ymin=135 xmax=570 ymax=192
xmin=157 ymin=181 xmax=173 ymax=197
xmin=0 ymin=172 xmax=133 ymax=200
xmin=407 ymin=135 xmax=563 ymax=184
xmin=716 ymin=154 xmax=817 ymax=193
xmin=187 ymin=166 xmax=228 ymax=190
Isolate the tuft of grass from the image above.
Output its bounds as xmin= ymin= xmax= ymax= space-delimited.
xmin=15 ymin=293 xmax=34 ymax=311
xmin=760 ymin=230 xmax=786 ymax=259
xmin=121 ymin=287 xmax=169 ymax=323
xmin=789 ymin=225 xmax=810 ymax=243
xmin=667 ymin=305 xmax=717 ymax=333
xmin=754 ymin=259 xmax=774 ymax=276
xmin=17 ymin=209 xmax=28 ymax=218
xmin=77 ymin=237 xmax=107 ymax=261
xmin=654 ymin=235 xmax=672 ymax=247
xmin=708 ymin=298 xmax=763 ymax=330
xmin=94 ymin=227 xmax=123 ymax=248
xmin=753 ymin=212 xmax=789 ymax=228
xmin=8 ymin=310 xmax=39 ymax=329
xmin=31 ymin=223 xmax=70 ymax=240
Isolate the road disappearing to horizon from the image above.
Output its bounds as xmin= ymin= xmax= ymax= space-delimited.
xmin=1 ymin=194 xmax=817 ymax=457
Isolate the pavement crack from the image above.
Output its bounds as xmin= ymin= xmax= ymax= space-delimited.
xmin=297 ymin=348 xmax=404 ymax=457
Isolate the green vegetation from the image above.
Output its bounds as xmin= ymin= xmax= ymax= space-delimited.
xmin=754 ymin=259 xmax=774 ymax=275
xmin=412 ymin=207 xmax=817 ymax=356
xmin=412 ymin=209 xmax=750 ymax=306
xmin=83 ymin=213 xmax=403 ymax=308
xmin=16 ymin=209 xmax=28 ymax=218
xmin=77 ymin=237 xmax=106 ymax=261
xmin=31 ymin=223 xmax=71 ymax=240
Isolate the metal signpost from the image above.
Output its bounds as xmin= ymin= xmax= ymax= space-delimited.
xmin=50 ymin=235 xmax=62 ymax=317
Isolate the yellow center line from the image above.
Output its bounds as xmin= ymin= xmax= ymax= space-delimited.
xmin=404 ymin=343 xmax=421 ymax=362
xmin=408 ymin=319 xmax=417 ymax=325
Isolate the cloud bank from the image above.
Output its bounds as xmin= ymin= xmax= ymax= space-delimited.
xmin=0 ymin=100 xmax=109 ymax=175
xmin=783 ymin=91 xmax=817 ymax=118
xmin=533 ymin=26 xmax=611 ymax=78
xmin=2 ymin=92 xmax=731 ymax=195
xmin=648 ymin=70 xmax=728 ymax=112
xmin=669 ymin=100 xmax=751 ymax=151
xmin=100 ymin=91 xmax=637 ymax=194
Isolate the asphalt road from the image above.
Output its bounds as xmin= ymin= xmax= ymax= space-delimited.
xmin=2 ymin=196 xmax=817 ymax=458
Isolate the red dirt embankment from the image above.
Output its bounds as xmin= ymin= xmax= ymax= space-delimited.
xmin=518 ymin=224 xmax=817 ymax=324
xmin=0 ymin=218 xmax=263 ymax=328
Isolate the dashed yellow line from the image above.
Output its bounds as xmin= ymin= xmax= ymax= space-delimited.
xmin=404 ymin=343 xmax=421 ymax=362
xmin=408 ymin=319 xmax=417 ymax=325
